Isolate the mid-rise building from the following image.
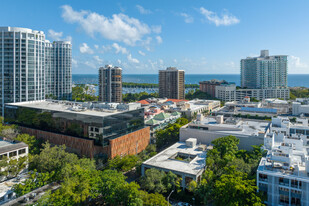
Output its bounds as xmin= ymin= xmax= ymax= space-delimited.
xmin=257 ymin=131 xmax=309 ymax=205
xmin=199 ymin=79 xmax=228 ymax=97
xmin=241 ymin=50 xmax=288 ymax=89
xmin=0 ymin=27 xmax=72 ymax=116
xmin=99 ymin=65 xmax=122 ymax=103
xmin=4 ymin=100 xmax=149 ymax=159
xmin=159 ymin=67 xmax=185 ymax=99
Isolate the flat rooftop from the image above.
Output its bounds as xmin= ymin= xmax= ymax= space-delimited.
xmin=0 ymin=139 xmax=28 ymax=155
xmin=142 ymin=142 xmax=206 ymax=176
xmin=6 ymin=100 xmax=141 ymax=118
xmin=189 ymin=117 xmax=270 ymax=137
xmin=0 ymin=174 xmax=28 ymax=197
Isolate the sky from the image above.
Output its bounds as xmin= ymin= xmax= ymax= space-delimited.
xmin=1 ymin=0 xmax=309 ymax=74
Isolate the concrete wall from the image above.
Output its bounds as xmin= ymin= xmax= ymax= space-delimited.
xmin=179 ymin=127 xmax=264 ymax=150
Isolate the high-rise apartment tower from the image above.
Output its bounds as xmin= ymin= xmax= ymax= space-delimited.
xmin=0 ymin=27 xmax=72 ymax=116
xmin=45 ymin=41 xmax=72 ymax=100
xmin=159 ymin=67 xmax=185 ymax=99
xmin=99 ymin=65 xmax=122 ymax=103
xmin=241 ymin=50 xmax=288 ymax=89
xmin=0 ymin=27 xmax=46 ymax=115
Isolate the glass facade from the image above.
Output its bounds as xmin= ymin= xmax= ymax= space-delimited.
xmin=4 ymin=105 xmax=145 ymax=146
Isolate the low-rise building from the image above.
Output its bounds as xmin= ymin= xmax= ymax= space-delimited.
xmin=167 ymin=99 xmax=220 ymax=119
xmin=0 ymin=174 xmax=28 ymax=204
xmin=263 ymin=99 xmax=290 ymax=114
xmin=4 ymin=100 xmax=150 ymax=159
xmin=180 ymin=115 xmax=270 ymax=150
xmin=141 ymin=138 xmax=208 ymax=188
xmin=215 ymin=84 xmax=290 ymax=101
xmin=292 ymin=102 xmax=309 ymax=116
xmin=0 ymin=138 xmax=28 ymax=204
xmin=145 ymin=111 xmax=181 ymax=133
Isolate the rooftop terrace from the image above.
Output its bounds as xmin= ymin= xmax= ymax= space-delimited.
xmin=6 ymin=100 xmax=142 ymax=118
xmin=142 ymin=141 xmax=207 ymax=176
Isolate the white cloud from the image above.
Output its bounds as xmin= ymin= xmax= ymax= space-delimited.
xmin=102 ymin=45 xmax=112 ymax=53
xmin=79 ymin=43 xmax=94 ymax=54
xmin=112 ymin=43 xmax=128 ymax=54
xmin=84 ymin=61 xmax=97 ymax=69
xmin=180 ymin=13 xmax=194 ymax=23
xmin=127 ymin=54 xmax=139 ymax=63
xmin=93 ymin=55 xmax=103 ymax=64
xmin=48 ymin=29 xmax=72 ymax=42
xmin=136 ymin=5 xmax=152 ymax=14
xmin=142 ymin=37 xmax=152 ymax=51
xmin=200 ymin=7 xmax=240 ymax=26
xmin=152 ymin=25 xmax=162 ymax=34
xmin=290 ymin=56 xmax=307 ymax=68
xmin=117 ymin=59 xmax=122 ymax=64
xmin=72 ymin=58 xmax=78 ymax=67
xmin=156 ymin=36 xmax=163 ymax=44
xmin=48 ymin=30 xmax=63 ymax=40
xmin=138 ymin=51 xmax=146 ymax=56
xmin=61 ymin=5 xmax=152 ymax=46
xmin=94 ymin=44 xmax=99 ymax=49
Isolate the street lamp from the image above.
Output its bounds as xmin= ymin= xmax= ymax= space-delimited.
xmin=167 ymin=190 xmax=174 ymax=206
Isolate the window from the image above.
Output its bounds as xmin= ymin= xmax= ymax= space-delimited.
xmin=9 ymin=151 xmax=17 ymax=157
xmin=0 ymin=154 xmax=7 ymax=159
xmin=18 ymin=148 xmax=26 ymax=155
xmin=259 ymin=173 xmax=268 ymax=181
xmin=279 ymin=194 xmax=289 ymax=204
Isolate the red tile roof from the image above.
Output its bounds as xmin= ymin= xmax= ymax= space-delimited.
xmin=137 ymin=100 xmax=150 ymax=105
xmin=165 ymin=99 xmax=188 ymax=103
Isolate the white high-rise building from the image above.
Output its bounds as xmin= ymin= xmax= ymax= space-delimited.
xmin=0 ymin=27 xmax=46 ymax=115
xmin=241 ymin=50 xmax=288 ymax=89
xmin=0 ymin=27 xmax=72 ymax=116
xmin=45 ymin=41 xmax=72 ymax=100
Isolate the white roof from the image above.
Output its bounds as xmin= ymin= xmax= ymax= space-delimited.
xmin=142 ymin=142 xmax=206 ymax=176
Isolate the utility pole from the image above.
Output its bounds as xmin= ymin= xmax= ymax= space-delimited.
xmin=167 ymin=190 xmax=174 ymax=206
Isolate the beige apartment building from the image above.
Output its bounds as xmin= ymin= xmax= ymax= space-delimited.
xmin=99 ymin=65 xmax=122 ymax=103
xmin=159 ymin=67 xmax=185 ymax=99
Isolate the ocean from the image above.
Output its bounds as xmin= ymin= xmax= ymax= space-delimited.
xmin=73 ymin=74 xmax=309 ymax=87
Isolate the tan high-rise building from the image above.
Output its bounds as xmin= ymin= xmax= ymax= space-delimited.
xmin=99 ymin=65 xmax=122 ymax=103
xmin=159 ymin=67 xmax=185 ymax=99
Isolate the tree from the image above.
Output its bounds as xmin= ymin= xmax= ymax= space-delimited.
xmin=140 ymin=168 xmax=167 ymax=194
xmin=163 ymin=171 xmax=182 ymax=193
xmin=30 ymin=142 xmax=79 ymax=179
xmin=138 ymin=191 xmax=168 ymax=206
xmin=155 ymin=118 xmax=188 ymax=149
xmin=98 ymin=169 xmax=142 ymax=205
xmin=15 ymin=133 xmax=41 ymax=154
xmin=0 ymin=156 xmax=27 ymax=179
xmin=13 ymin=170 xmax=55 ymax=197
xmin=211 ymin=135 xmax=239 ymax=161
xmin=108 ymin=155 xmax=139 ymax=172
xmin=213 ymin=169 xmax=263 ymax=206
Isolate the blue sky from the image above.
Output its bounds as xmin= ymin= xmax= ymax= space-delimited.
xmin=1 ymin=0 xmax=309 ymax=74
